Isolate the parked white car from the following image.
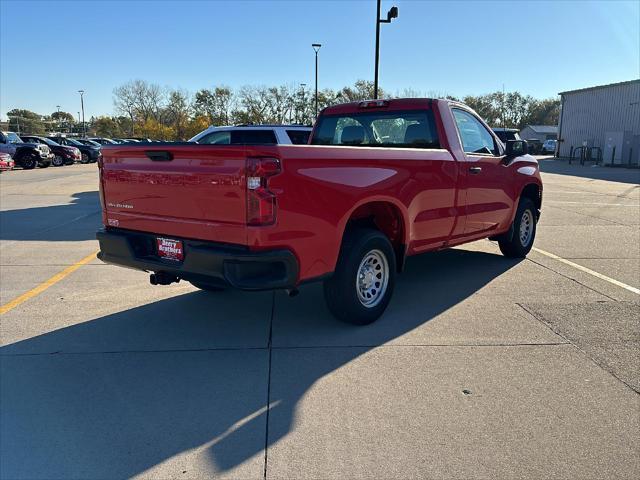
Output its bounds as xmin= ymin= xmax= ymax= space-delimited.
xmin=542 ymin=139 xmax=557 ymax=154
xmin=189 ymin=125 xmax=312 ymax=145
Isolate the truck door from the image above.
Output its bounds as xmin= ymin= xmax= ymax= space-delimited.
xmin=451 ymin=108 xmax=512 ymax=235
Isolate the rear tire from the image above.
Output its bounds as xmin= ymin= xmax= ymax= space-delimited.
xmin=498 ymin=197 xmax=537 ymax=258
xmin=190 ymin=281 xmax=225 ymax=292
xmin=323 ymin=228 xmax=396 ymax=325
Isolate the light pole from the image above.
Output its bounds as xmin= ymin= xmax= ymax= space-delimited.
xmin=56 ymin=105 xmax=61 ymax=132
xmin=312 ymin=43 xmax=321 ymax=118
xmin=78 ymin=90 xmax=86 ymax=137
xmin=374 ymin=0 xmax=398 ymax=99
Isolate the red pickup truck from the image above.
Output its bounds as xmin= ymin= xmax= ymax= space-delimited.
xmin=97 ymin=98 xmax=542 ymax=324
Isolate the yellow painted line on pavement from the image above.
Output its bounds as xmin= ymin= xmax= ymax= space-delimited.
xmin=0 ymin=250 xmax=99 ymax=315
xmin=533 ymin=247 xmax=640 ymax=295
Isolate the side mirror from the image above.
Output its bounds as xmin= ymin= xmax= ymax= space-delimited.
xmin=505 ymin=139 xmax=527 ymax=157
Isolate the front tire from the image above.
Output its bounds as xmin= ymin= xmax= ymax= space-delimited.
xmin=498 ymin=197 xmax=537 ymax=258
xmin=323 ymin=228 xmax=396 ymax=325
xmin=52 ymin=155 xmax=65 ymax=167
xmin=80 ymin=152 xmax=90 ymax=164
xmin=19 ymin=154 xmax=37 ymax=170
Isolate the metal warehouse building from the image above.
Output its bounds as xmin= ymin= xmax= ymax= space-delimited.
xmin=557 ymin=79 xmax=640 ymax=165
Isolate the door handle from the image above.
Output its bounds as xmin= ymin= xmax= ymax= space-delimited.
xmin=469 ymin=166 xmax=482 ymax=174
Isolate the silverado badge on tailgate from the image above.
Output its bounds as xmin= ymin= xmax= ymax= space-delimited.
xmin=156 ymin=238 xmax=184 ymax=261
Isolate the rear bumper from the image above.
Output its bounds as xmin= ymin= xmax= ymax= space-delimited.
xmin=96 ymin=228 xmax=299 ymax=290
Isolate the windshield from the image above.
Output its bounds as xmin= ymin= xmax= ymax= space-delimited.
xmin=40 ymin=137 xmax=60 ymax=146
xmin=86 ymin=140 xmax=101 ymax=147
xmin=311 ymin=110 xmax=440 ymax=148
xmin=66 ymin=138 xmax=84 ymax=146
xmin=5 ymin=132 xmax=22 ymax=143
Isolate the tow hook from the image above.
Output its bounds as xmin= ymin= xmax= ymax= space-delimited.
xmin=149 ymin=273 xmax=180 ymax=286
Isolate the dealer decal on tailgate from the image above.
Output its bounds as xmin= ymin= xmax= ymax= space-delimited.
xmin=157 ymin=238 xmax=184 ymax=261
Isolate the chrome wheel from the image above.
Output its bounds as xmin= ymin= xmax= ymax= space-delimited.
xmin=519 ymin=209 xmax=534 ymax=247
xmin=356 ymin=249 xmax=389 ymax=308
xmin=53 ymin=155 xmax=64 ymax=166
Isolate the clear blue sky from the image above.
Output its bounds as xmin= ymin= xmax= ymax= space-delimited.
xmin=1 ymin=0 xmax=638 ymax=120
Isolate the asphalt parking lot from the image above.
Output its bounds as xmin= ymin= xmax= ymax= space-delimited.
xmin=1 ymin=160 xmax=639 ymax=479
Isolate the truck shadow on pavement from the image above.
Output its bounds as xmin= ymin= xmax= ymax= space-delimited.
xmin=1 ymin=249 xmax=521 ymax=478
xmin=0 ymin=191 xmax=100 ymax=241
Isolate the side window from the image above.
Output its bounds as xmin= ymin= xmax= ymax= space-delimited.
xmin=198 ymin=131 xmax=231 ymax=145
xmin=286 ymin=130 xmax=311 ymax=145
xmin=453 ymin=109 xmax=497 ymax=155
xmin=232 ymin=130 xmax=277 ymax=144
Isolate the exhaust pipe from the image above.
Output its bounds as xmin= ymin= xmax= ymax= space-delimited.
xmin=150 ymin=273 xmax=179 ymax=286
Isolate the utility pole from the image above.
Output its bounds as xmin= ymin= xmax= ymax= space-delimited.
xmin=502 ymin=84 xmax=506 ymax=128
xmin=374 ymin=0 xmax=398 ymax=99
xmin=300 ymin=83 xmax=307 ymax=124
xmin=312 ymin=44 xmax=322 ymax=118
xmin=78 ymin=90 xmax=86 ymax=137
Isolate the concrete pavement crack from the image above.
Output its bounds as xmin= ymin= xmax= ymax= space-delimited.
xmin=263 ymin=290 xmax=275 ymax=480
xmin=516 ymin=303 xmax=639 ymax=395
xmin=526 ymin=257 xmax=617 ymax=301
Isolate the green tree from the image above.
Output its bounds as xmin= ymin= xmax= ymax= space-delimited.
xmin=524 ymin=98 xmax=560 ymax=127
xmin=6 ymin=109 xmax=46 ymax=134
xmin=336 ymin=80 xmax=382 ymax=102
xmin=93 ymin=116 xmax=125 ymax=137
xmin=164 ymin=90 xmax=192 ymax=140
xmin=51 ymin=111 xmax=75 ymax=123
xmin=193 ymin=86 xmax=234 ymax=125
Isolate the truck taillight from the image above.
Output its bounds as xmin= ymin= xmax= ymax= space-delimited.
xmin=246 ymin=157 xmax=281 ymax=226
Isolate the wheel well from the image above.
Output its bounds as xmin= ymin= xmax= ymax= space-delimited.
xmin=520 ymin=183 xmax=542 ymax=212
xmin=345 ymin=202 xmax=406 ymax=271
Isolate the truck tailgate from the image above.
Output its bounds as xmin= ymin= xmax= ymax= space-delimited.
xmin=100 ymin=144 xmax=247 ymax=244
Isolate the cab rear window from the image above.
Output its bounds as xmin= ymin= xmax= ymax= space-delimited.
xmin=311 ymin=110 xmax=439 ymax=149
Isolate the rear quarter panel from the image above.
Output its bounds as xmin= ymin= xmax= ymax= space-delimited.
xmin=246 ymin=144 xmax=459 ymax=282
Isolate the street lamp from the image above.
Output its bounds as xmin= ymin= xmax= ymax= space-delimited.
xmin=312 ymin=43 xmax=321 ymax=118
xmin=56 ymin=105 xmax=61 ymax=132
xmin=78 ymin=90 xmax=86 ymax=137
xmin=374 ymin=0 xmax=398 ymax=99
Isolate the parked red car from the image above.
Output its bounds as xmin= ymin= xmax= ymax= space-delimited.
xmin=97 ymin=98 xmax=542 ymax=324
xmin=0 ymin=152 xmax=15 ymax=171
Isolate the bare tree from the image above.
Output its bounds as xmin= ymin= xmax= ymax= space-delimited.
xmin=113 ymin=82 xmax=137 ymax=134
